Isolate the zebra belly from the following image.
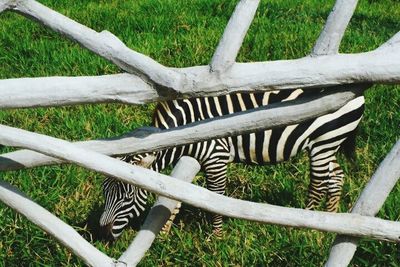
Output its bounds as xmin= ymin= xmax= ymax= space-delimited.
xmin=229 ymin=130 xmax=296 ymax=165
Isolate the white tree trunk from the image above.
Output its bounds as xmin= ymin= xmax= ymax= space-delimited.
xmin=0 ymin=74 xmax=158 ymax=108
xmin=0 ymin=49 xmax=398 ymax=109
xmin=0 ymin=0 xmax=9 ymax=12
xmin=311 ymin=0 xmax=358 ymax=56
xmin=6 ymin=0 xmax=181 ymax=89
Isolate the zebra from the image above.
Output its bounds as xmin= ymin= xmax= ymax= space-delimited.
xmin=99 ymin=89 xmax=365 ymax=239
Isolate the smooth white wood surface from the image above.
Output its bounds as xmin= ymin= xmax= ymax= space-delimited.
xmin=312 ymin=0 xmax=358 ymax=56
xmin=7 ymin=0 xmax=180 ymax=90
xmin=0 ymin=74 xmax=158 ymax=108
xmin=210 ymin=0 xmax=260 ymax=73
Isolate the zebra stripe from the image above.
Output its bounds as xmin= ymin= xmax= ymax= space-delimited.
xmin=100 ymin=89 xmax=364 ymax=239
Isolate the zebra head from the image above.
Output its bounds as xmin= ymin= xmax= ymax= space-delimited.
xmin=99 ymin=153 xmax=156 ymax=239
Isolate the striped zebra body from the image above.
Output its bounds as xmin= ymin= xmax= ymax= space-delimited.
xmin=100 ymin=89 xmax=365 ymax=239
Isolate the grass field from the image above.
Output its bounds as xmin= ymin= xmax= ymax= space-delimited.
xmin=1 ymin=0 xmax=400 ymax=266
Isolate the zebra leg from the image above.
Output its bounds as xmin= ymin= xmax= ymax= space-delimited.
xmin=306 ymin=152 xmax=336 ymax=210
xmin=161 ymin=163 xmax=229 ymax=236
xmin=203 ymin=158 xmax=229 ymax=237
xmin=161 ymin=202 xmax=181 ymax=234
xmin=326 ymin=160 xmax=345 ymax=212
xmin=306 ymin=176 xmax=329 ymax=210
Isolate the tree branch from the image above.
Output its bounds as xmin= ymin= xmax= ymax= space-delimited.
xmin=376 ymin=31 xmax=400 ymax=52
xmin=2 ymin=48 xmax=397 ymax=109
xmin=0 ymin=87 xmax=365 ymax=170
xmin=1 ymin=0 xmax=399 ymax=103
xmin=312 ymin=2 xmax=396 ymax=265
xmin=6 ymin=0 xmax=182 ymax=90
xmin=183 ymin=47 xmax=400 ymax=94
xmin=325 ymin=139 xmax=400 ymax=267
xmin=0 ymin=124 xmax=399 ymax=242
xmin=0 ymin=0 xmax=11 ymax=12
xmin=119 ymin=156 xmax=200 ymax=266
xmin=0 ymin=180 xmax=114 ymax=267
xmin=312 ymin=0 xmax=359 ymax=56
xmin=210 ymin=0 xmax=260 ymax=73
xmin=0 ymin=74 xmax=161 ymax=108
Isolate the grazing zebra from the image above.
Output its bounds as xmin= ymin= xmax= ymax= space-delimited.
xmin=100 ymin=89 xmax=365 ymax=239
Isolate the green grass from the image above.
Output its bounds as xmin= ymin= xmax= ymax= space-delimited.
xmin=1 ymin=0 xmax=400 ymax=266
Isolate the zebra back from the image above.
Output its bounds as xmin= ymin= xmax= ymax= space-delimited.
xmin=151 ymin=90 xmax=364 ymax=165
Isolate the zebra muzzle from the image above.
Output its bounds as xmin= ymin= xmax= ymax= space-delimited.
xmin=98 ymin=222 xmax=116 ymax=241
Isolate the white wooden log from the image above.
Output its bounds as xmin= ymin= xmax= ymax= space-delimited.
xmin=376 ymin=31 xmax=400 ymax=52
xmin=0 ymin=0 xmax=10 ymax=12
xmin=2 ymin=50 xmax=394 ymax=109
xmin=0 ymin=74 xmax=159 ymax=108
xmin=325 ymin=139 xmax=400 ymax=267
xmin=0 ymin=124 xmax=400 ymax=242
xmin=0 ymin=68 xmax=379 ymax=110
xmin=1 ymin=0 xmax=399 ymax=101
xmin=311 ymin=1 xmax=382 ymax=266
xmin=0 ymin=87 xmax=364 ymax=171
xmin=119 ymin=156 xmax=200 ymax=266
xmin=210 ymin=0 xmax=260 ymax=73
xmin=0 ymin=50 xmax=398 ymax=109
xmin=312 ymin=0 xmax=358 ymax=56
xmin=0 ymin=46 xmax=398 ymax=105
xmin=183 ymin=47 xmax=400 ymax=94
xmin=0 ymin=180 xmax=114 ymax=267
xmin=3 ymin=52 xmax=394 ymax=103
xmin=6 ymin=0 xmax=181 ymax=90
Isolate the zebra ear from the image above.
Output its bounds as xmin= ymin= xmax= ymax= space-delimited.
xmin=137 ymin=154 xmax=156 ymax=168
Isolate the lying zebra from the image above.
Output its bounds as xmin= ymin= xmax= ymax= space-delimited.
xmin=99 ymin=89 xmax=364 ymax=239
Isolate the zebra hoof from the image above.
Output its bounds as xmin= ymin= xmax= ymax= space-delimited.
xmin=161 ymin=220 xmax=173 ymax=235
xmin=206 ymin=228 xmax=224 ymax=242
